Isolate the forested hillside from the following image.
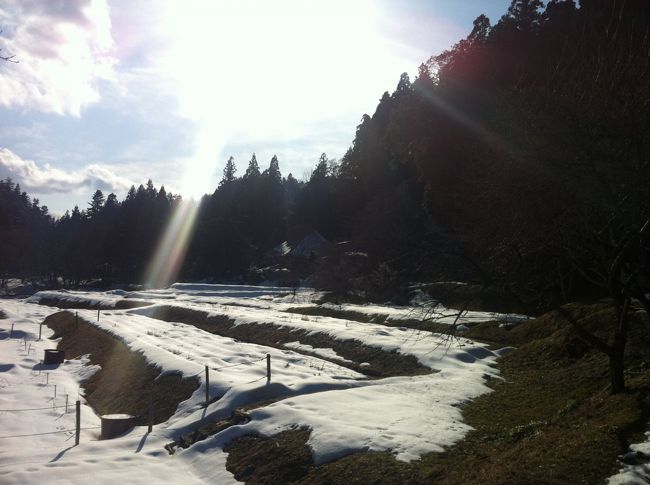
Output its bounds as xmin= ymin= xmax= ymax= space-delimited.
xmin=1 ymin=0 xmax=648 ymax=315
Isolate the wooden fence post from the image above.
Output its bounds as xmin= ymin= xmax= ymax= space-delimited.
xmin=97 ymin=309 xmax=100 ymax=321
xmin=267 ymin=354 xmax=271 ymax=383
xmin=148 ymin=394 xmax=154 ymax=433
xmin=75 ymin=400 xmax=81 ymax=446
xmin=38 ymin=322 xmax=42 ymax=341
xmin=205 ymin=365 xmax=210 ymax=406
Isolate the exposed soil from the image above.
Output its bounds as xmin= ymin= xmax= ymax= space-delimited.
xmin=148 ymin=305 xmax=429 ymax=378
xmin=165 ymin=409 xmax=251 ymax=455
xmin=224 ymin=302 xmax=650 ymax=484
xmin=0 ymin=309 xmax=6 ymax=319
xmin=225 ymin=429 xmax=315 ymax=484
xmin=39 ymin=296 xmax=151 ymax=310
xmin=45 ymin=311 xmax=198 ymax=425
xmin=284 ymin=305 xmax=455 ymax=333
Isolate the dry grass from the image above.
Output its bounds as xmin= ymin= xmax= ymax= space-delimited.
xmin=45 ymin=311 xmax=198 ymax=425
xmin=225 ymin=430 xmax=315 ymax=484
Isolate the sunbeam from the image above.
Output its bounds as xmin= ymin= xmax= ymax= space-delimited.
xmin=143 ymin=200 xmax=199 ymax=288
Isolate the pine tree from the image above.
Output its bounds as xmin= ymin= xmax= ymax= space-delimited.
xmin=469 ymin=14 xmax=491 ymax=41
xmin=503 ymin=0 xmax=544 ymax=31
xmin=264 ymin=155 xmax=282 ymax=183
xmin=393 ymin=73 xmax=412 ymax=98
xmin=311 ymin=153 xmax=329 ymax=181
xmin=220 ymin=156 xmax=237 ymax=186
xmin=126 ymin=185 xmax=136 ymax=201
xmin=71 ymin=205 xmax=82 ymax=221
xmin=244 ymin=154 xmax=260 ymax=179
xmin=87 ymin=190 xmax=105 ymax=219
xmin=145 ymin=179 xmax=157 ymax=198
xmin=105 ymin=193 xmax=119 ymax=210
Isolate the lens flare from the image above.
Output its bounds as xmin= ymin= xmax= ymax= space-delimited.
xmin=143 ymin=200 xmax=199 ymax=288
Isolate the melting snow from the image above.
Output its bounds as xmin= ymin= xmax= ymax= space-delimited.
xmin=2 ymin=284 xmax=518 ymax=482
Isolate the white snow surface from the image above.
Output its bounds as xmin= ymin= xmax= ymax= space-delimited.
xmin=6 ymin=284 xmax=519 ymax=481
xmin=284 ymin=341 xmax=354 ymax=364
xmin=609 ymin=431 xmax=650 ymax=484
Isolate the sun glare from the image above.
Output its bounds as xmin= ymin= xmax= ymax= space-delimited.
xmin=156 ymin=0 xmax=382 ymax=195
xmin=143 ymin=200 xmax=199 ymax=288
xmin=143 ymin=0 xmax=396 ymax=287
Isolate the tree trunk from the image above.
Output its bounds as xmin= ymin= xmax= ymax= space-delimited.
xmin=609 ymin=296 xmax=631 ymax=394
xmin=609 ymin=349 xmax=626 ymax=394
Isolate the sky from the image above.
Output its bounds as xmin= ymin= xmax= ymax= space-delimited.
xmin=0 ymin=0 xmax=511 ymax=215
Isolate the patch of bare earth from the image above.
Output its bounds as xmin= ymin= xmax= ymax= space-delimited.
xmin=148 ymin=305 xmax=429 ymax=378
xmin=45 ymin=311 xmax=198 ymax=425
xmin=284 ymin=305 xmax=454 ymax=333
xmin=38 ymin=296 xmax=151 ymax=310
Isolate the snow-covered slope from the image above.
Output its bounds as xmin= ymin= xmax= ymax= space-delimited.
xmin=1 ymin=285 xmax=518 ymax=482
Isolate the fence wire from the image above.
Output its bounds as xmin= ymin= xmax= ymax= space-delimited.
xmin=0 ymin=404 xmax=68 ymax=412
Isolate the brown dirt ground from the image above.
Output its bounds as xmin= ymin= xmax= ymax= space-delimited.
xmin=38 ymin=296 xmax=151 ymax=310
xmin=284 ymin=305 xmax=456 ymax=333
xmin=45 ymin=311 xmax=198 ymax=425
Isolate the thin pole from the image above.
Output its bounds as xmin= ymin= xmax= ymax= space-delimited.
xmin=148 ymin=395 xmax=154 ymax=433
xmin=97 ymin=309 xmax=100 ymax=321
xmin=267 ymin=354 xmax=271 ymax=383
xmin=10 ymin=323 xmax=13 ymax=338
xmin=205 ymin=365 xmax=210 ymax=405
xmin=65 ymin=394 xmax=69 ymax=414
xmin=75 ymin=401 xmax=80 ymax=446
xmin=38 ymin=322 xmax=42 ymax=341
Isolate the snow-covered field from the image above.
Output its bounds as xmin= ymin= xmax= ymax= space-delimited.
xmin=1 ymin=285 xmax=516 ymax=483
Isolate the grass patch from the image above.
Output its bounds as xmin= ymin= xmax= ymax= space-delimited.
xmin=45 ymin=311 xmax=198 ymax=425
xmin=224 ymin=302 xmax=650 ymax=484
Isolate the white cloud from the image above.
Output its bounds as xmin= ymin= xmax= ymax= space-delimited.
xmin=0 ymin=147 xmax=132 ymax=193
xmin=0 ymin=0 xmax=116 ymax=116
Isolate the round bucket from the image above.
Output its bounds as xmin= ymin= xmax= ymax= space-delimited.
xmin=43 ymin=349 xmax=65 ymax=365
xmin=100 ymin=414 xmax=136 ymax=440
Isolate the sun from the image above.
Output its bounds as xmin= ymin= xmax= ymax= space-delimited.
xmin=153 ymin=0 xmax=382 ymax=197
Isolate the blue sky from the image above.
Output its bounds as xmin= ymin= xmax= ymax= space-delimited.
xmin=0 ymin=0 xmax=511 ymax=215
